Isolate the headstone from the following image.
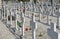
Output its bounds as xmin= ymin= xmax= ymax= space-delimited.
xmin=30 ymin=14 xmax=37 ymax=39
xmin=15 ymin=9 xmax=18 ymax=31
xmin=21 ymin=13 xmax=25 ymax=38
xmin=47 ymin=22 xmax=59 ymax=39
xmin=51 ymin=0 xmax=54 ymax=16
xmin=2 ymin=8 xmax=3 ymax=20
xmin=3 ymin=6 xmax=5 ymax=20
xmin=30 ymin=21 xmax=37 ymax=39
xmin=7 ymin=8 xmax=9 ymax=25
xmin=57 ymin=8 xmax=60 ymax=29
xmin=50 ymin=22 xmax=56 ymax=31
xmin=0 ymin=0 xmax=2 ymax=9
xmin=58 ymin=33 xmax=60 ymax=39
xmin=46 ymin=11 xmax=50 ymax=25
xmin=10 ymin=9 xmax=12 ymax=26
xmin=39 ymin=8 xmax=42 ymax=22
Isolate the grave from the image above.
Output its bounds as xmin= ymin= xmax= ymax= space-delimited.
xmin=48 ymin=22 xmax=60 ymax=39
xmin=30 ymin=13 xmax=37 ymax=39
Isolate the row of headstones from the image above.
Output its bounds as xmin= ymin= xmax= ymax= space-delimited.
xmin=30 ymin=12 xmax=60 ymax=39
xmin=28 ymin=8 xmax=60 ymax=39
xmin=2 ymin=5 xmax=39 ymax=39
xmin=48 ymin=22 xmax=60 ymax=39
xmin=30 ymin=13 xmax=60 ymax=39
xmin=18 ymin=6 xmax=60 ymax=39
xmin=1 ymin=5 xmax=36 ymax=39
xmin=0 ymin=5 xmax=25 ymax=39
xmin=1 ymin=5 xmax=60 ymax=39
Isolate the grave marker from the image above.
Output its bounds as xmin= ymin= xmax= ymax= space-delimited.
xmin=21 ymin=12 xmax=25 ymax=39
xmin=6 ymin=8 xmax=9 ymax=25
xmin=15 ymin=9 xmax=18 ymax=31
xmin=47 ymin=22 xmax=59 ymax=39
xmin=30 ymin=14 xmax=37 ymax=39
xmin=47 ymin=11 xmax=50 ymax=25
xmin=3 ymin=6 xmax=5 ymax=20
xmin=57 ymin=8 xmax=60 ymax=29
xmin=10 ymin=8 xmax=12 ymax=26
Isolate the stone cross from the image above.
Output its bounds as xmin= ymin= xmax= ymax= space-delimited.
xmin=30 ymin=13 xmax=37 ymax=39
xmin=21 ymin=12 xmax=25 ymax=39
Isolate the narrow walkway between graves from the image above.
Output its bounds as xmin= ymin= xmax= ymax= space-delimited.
xmin=0 ymin=20 xmax=15 ymax=39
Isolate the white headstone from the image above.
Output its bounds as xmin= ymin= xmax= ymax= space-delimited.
xmin=51 ymin=22 xmax=56 ymax=32
xmin=7 ymin=8 xmax=9 ymax=24
xmin=48 ymin=22 xmax=58 ymax=39
xmin=0 ymin=0 xmax=2 ymax=9
xmin=57 ymin=8 xmax=60 ymax=29
xmin=59 ymin=8 xmax=60 ymax=12
xmin=58 ymin=33 xmax=60 ymax=39
xmin=15 ymin=9 xmax=18 ymax=31
xmin=30 ymin=20 xmax=37 ymax=39
xmin=2 ymin=9 xmax=3 ymax=20
xmin=39 ymin=12 xmax=41 ymax=22
xmin=47 ymin=11 xmax=50 ymax=25
xmin=10 ymin=9 xmax=12 ymax=26
xmin=21 ymin=13 xmax=25 ymax=37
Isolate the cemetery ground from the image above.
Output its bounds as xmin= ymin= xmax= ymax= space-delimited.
xmin=0 ymin=10 xmax=60 ymax=39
